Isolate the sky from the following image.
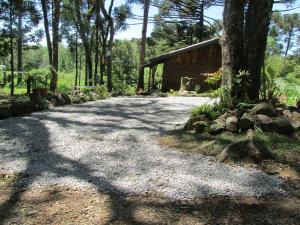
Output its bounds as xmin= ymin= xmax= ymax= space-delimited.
xmin=40 ymin=0 xmax=300 ymax=45
xmin=114 ymin=0 xmax=300 ymax=39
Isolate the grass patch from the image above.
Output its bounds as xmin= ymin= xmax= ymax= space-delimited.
xmin=159 ymin=130 xmax=300 ymax=166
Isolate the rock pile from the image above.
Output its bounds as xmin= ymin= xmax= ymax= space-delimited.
xmin=185 ymin=102 xmax=300 ymax=136
xmin=0 ymin=92 xmax=106 ymax=120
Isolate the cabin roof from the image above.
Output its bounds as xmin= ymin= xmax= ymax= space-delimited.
xmin=143 ymin=37 xmax=220 ymax=68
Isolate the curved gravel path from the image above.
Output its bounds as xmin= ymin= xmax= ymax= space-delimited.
xmin=0 ymin=97 xmax=283 ymax=199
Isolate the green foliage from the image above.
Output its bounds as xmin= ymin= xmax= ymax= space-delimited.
xmin=191 ymin=103 xmax=223 ymax=120
xmin=168 ymin=89 xmax=180 ymax=96
xmin=232 ymin=70 xmax=250 ymax=103
xmin=112 ymin=40 xmax=138 ymax=89
xmin=263 ymin=55 xmax=300 ymax=105
xmin=57 ymin=72 xmax=75 ymax=92
xmin=204 ymin=70 xmax=222 ymax=86
xmin=95 ymin=85 xmax=109 ymax=99
xmin=25 ymin=69 xmax=50 ymax=88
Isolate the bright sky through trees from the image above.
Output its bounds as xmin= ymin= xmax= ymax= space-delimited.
xmin=36 ymin=0 xmax=299 ymax=45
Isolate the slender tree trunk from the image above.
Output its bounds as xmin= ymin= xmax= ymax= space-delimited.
xmin=10 ymin=3 xmax=14 ymax=96
xmin=41 ymin=0 xmax=52 ymax=65
xmin=137 ymin=0 xmax=150 ymax=91
xmin=75 ymin=32 xmax=78 ymax=86
xmin=50 ymin=0 xmax=60 ymax=92
xmin=94 ymin=1 xmax=100 ymax=85
xmin=107 ymin=20 xmax=114 ymax=92
xmin=284 ymin=24 xmax=293 ymax=57
xmin=100 ymin=51 xmax=105 ymax=85
xmin=94 ymin=24 xmax=99 ymax=85
xmin=197 ymin=1 xmax=204 ymax=42
xmin=79 ymin=44 xmax=82 ymax=86
xmin=17 ymin=9 xmax=23 ymax=85
xmin=74 ymin=0 xmax=93 ymax=86
xmin=244 ymin=0 xmax=274 ymax=100
xmin=85 ymin=60 xmax=88 ymax=86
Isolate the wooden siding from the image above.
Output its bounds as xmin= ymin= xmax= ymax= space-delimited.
xmin=161 ymin=43 xmax=221 ymax=92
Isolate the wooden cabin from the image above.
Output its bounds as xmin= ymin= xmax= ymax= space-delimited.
xmin=143 ymin=38 xmax=222 ymax=92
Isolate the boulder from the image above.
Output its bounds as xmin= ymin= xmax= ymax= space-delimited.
xmin=209 ymin=122 xmax=224 ymax=135
xmin=72 ymin=96 xmax=82 ymax=104
xmin=192 ymin=121 xmax=209 ymax=133
xmin=61 ymin=93 xmax=73 ymax=105
xmin=274 ymin=117 xmax=296 ymax=135
xmin=0 ymin=103 xmax=13 ymax=119
xmin=250 ymin=102 xmax=276 ymax=116
xmin=297 ymin=100 xmax=300 ymax=110
xmin=89 ymin=92 xmax=98 ymax=101
xmin=291 ymin=121 xmax=300 ymax=131
xmin=208 ymin=114 xmax=227 ymax=134
xmin=56 ymin=94 xmax=66 ymax=106
xmin=79 ymin=93 xmax=89 ymax=102
xmin=276 ymin=107 xmax=284 ymax=116
xmin=238 ymin=113 xmax=254 ymax=131
xmin=44 ymin=100 xmax=54 ymax=109
xmin=254 ymin=114 xmax=274 ymax=131
xmin=49 ymin=97 xmax=57 ymax=106
xmin=184 ymin=115 xmax=206 ymax=131
xmin=225 ymin=116 xmax=238 ymax=132
xmin=11 ymin=100 xmax=35 ymax=116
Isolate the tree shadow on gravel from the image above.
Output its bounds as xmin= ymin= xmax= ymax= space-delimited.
xmin=0 ymin=100 xmax=297 ymax=225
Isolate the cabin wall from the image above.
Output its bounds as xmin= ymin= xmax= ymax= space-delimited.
xmin=161 ymin=43 xmax=221 ymax=92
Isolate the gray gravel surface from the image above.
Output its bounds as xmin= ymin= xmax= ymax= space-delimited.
xmin=0 ymin=97 xmax=283 ymax=199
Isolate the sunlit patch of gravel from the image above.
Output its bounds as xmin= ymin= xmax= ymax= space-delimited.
xmin=0 ymin=97 xmax=284 ymax=200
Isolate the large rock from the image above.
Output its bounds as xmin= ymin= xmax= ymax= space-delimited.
xmin=192 ymin=121 xmax=209 ymax=133
xmin=89 ymin=92 xmax=98 ymax=101
xmin=44 ymin=99 xmax=54 ymax=109
xmin=56 ymin=94 xmax=66 ymax=106
xmin=72 ymin=96 xmax=82 ymax=104
xmin=238 ymin=113 xmax=254 ymax=131
xmin=274 ymin=117 xmax=295 ymax=135
xmin=209 ymin=123 xmax=224 ymax=135
xmin=225 ymin=116 xmax=238 ymax=132
xmin=49 ymin=97 xmax=57 ymax=106
xmin=11 ymin=100 xmax=36 ymax=116
xmin=184 ymin=115 xmax=206 ymax=131
xmin=254 ymin=114 xmax=274 ymax=132
xmin=250 ymin=102 xmax=276 ymax=116
xmin=0 ymin=102 xmax=13 ymax=119
xmin=61 ymin=93 xmax=73 ymax=105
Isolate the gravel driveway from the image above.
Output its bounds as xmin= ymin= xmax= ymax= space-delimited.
xmin=0 ymin=97 xmax=283 ymax=199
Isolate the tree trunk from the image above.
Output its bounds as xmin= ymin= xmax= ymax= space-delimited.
xmin=222 ymin=0 xmax=245 ymax=102
xmin=41 ymin=0 xmax=52 ymax=65
xmin=17 ymin=9 xmax=23 ymax=85
xmin=284 ymin=24 xmax=293 ymax=57
xmin=75 ymin=32 xmax=78 ymax=86
xmin=85 ymin=60 xmax=88 ymax=86
xmin=137 ymin=0 xmax=150 ymax=91
xmin=107 ymin=20 xmax=114 ymax=92
xmin=100 ymin=52 xmax=105 ymax=85
xmin=9 ymin=3 xmax=14 ymax=96
xmin=244 ymin=0 xmax=274 ymax=100
xmin=50 ymin=0 xmax=60 ymax=92
xmin=74 ymin=0 xmax=93 ymax=86
xmin=222 ymin=0 xmax=274 ymax=103
xmin=94 ymin=1 xmax=100 ymax=85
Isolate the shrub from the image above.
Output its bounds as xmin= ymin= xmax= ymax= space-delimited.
xmin=25 ymin=69 xmax=50 ymax=88
xmin=168 ymin=89 xmax=180 ymax=96
xmin=204 ymin=70 xmax=222 ymax=87
xmin=95 ymin=85 xmax=109 ymax=99
xmin=191 ymin=103 xmax=223 ymax=120
xmin=123 ymin=86 xmax=136 ymax=96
